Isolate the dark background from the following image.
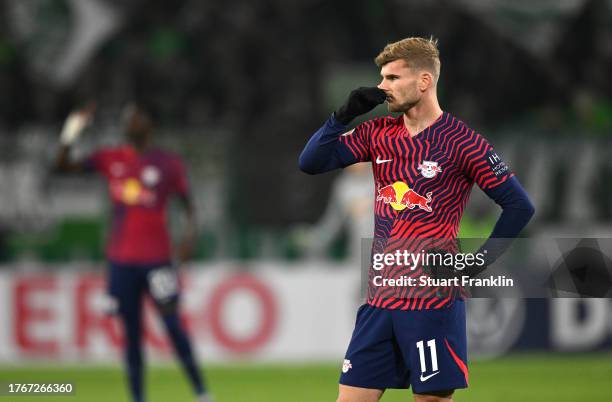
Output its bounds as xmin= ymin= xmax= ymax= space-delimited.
xmin=0 ymin=0 xmax=611 ymax=260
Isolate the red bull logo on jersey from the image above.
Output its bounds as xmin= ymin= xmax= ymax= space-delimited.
xmin=110 ymin=178 xmax=156 ymax=206
xmin=376 ymin=181 xmax=432 ymax=212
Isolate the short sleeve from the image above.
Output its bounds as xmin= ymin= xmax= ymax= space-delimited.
xmin=337 ymin=120 xmax=373 ymax=164
xmin=460 ymin=131 xmax=513 ymax=190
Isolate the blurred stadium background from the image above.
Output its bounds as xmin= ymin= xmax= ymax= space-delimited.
xmin=0 ymin=0 xmax=611 ymax=401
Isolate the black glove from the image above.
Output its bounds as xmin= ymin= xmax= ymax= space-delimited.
xmin=335 ymin=87 xmax=387 ymax=125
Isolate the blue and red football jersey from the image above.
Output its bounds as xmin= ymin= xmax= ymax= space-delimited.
xmin=338 ymin=112 xmax=513 ymax=310
xmin=85 ymin=145 xmax=189 ymax=265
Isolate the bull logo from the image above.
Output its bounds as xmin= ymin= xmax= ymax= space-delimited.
xmin=376 ymin=181 xmax=432 ymax=212
xmin=417 ymin=160 xmax=442 ymax=179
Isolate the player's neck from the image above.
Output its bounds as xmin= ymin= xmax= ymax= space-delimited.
xmin=402 ymin=96 xmax=443 ymax=137
xmin=128 ymin=141 xmax=151 ymax=154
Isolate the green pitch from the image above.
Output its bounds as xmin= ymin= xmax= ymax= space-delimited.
xmin=1 ymin=354 xmax=610 ymax=402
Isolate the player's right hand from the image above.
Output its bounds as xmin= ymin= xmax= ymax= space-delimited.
xmin=60 ymin=105 xmax=95 ymax=145
xmin=335 ymin=86 xmax=387 ymax=125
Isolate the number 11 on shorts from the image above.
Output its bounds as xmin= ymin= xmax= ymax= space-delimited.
xmin=416 ymin=339 xmax=438 ymax=374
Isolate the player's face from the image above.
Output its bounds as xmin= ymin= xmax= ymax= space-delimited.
xmin=125 ymin=110 xmax=152 ymax=147
xmin=377 ymin=59 xmax=422 ymax=113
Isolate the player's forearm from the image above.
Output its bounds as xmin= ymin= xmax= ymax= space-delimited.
xmin=300 ymin=87 xmax=386 ymax=174
xmin=53 ymin=145 xmax=82 ymax=173
xmin=180 ymin=223 xmax=197 ymax=255
xmin=176 ymin=194 xmax=197 ymax=263
xmin=487 ymin=176 xmax=535 ymax=237
xmin=180 ymin=194 xmax=197 ymax=236
xmin=474 ymin=177 xmax=535 ymax=273
xmin=488 ymin=202 xmax=535 ymax=238
xmin=183 ymin=213 xmax=197 ymax=244
xmin=298 ymin=114 xmax=352 ymax=174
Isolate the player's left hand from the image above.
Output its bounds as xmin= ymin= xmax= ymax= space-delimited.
xmin=335 ymin=86 xmax=387 ymax=125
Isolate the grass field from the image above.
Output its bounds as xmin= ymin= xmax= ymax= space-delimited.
xmin=1 ymin=354 xmax=611 ymax=402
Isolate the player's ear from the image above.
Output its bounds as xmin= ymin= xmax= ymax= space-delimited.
xmin=418 ymin=72 xmax=433 ymax=92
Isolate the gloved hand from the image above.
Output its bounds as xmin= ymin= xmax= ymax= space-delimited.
xmin=60 ymin=106 xmax=94 ymax=145
xmin=335 ymin=87 xmax=387 ymax=125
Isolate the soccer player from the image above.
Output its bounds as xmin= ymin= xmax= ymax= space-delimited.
xmin=299 ymin=37 xmax=534 ymax=402
xmin=54 ymin=104 xmax=213 ymax=402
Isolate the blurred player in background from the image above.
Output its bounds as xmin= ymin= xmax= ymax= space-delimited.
xmin=54 ymin=104 xmax=213 ymax=402
xmin=299 ymin=37 xmax=534 ymax=402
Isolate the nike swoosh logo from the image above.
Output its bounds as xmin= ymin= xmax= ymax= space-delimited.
xmin=419 ymin=371 xmax=440 ymax=382
xmin=376 ymin=156 xmax=393 ymax=164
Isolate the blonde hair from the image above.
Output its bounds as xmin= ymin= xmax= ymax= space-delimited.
xmin=375 ymin=37 xmax=441 ymax=82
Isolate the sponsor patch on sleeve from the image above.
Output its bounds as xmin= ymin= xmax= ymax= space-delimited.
xmin=486 ymin=150 xmax=510 ymax=177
